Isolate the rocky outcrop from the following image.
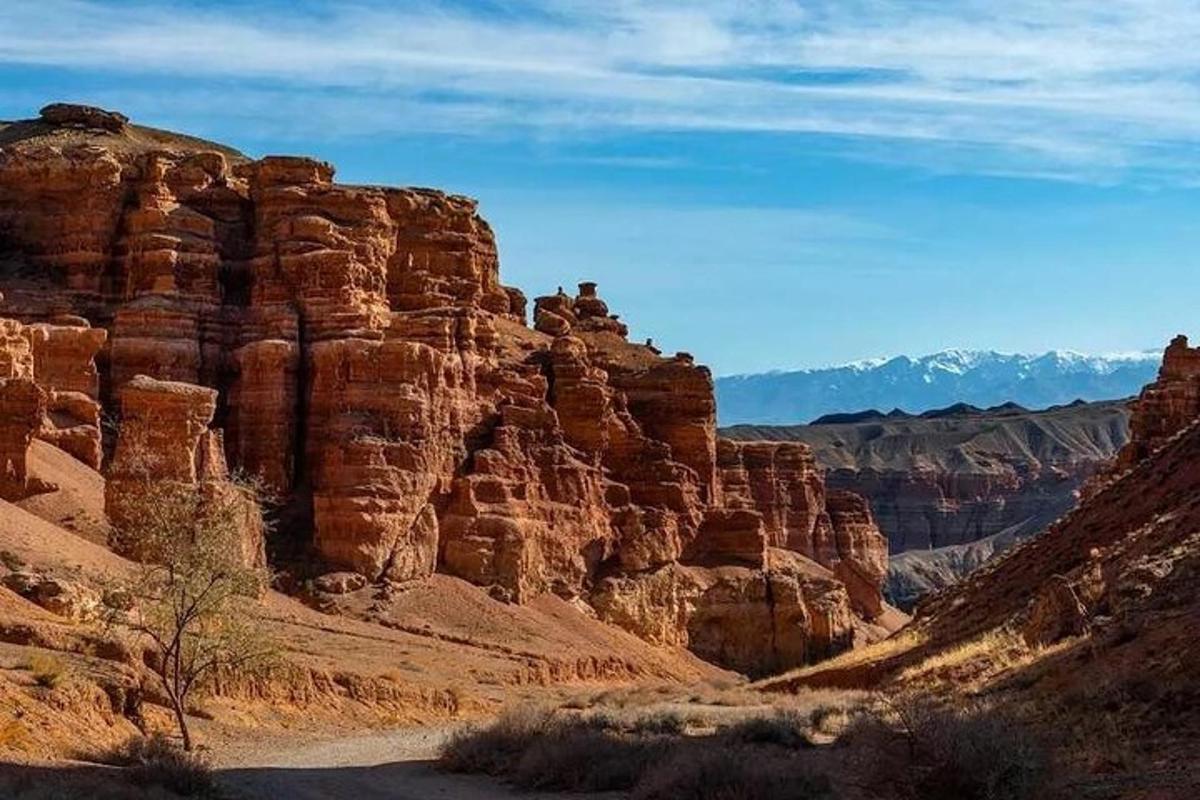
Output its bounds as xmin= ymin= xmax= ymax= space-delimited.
xmin=0 ymin=307 xmax=105 ymax=498
xmin=534 ymin=282 xmax=628 ymax=338
xmin=0 ymin=104 xmax=896 ymax=674
xmin=0 ymin=378 xmax=44 ymax=500
xmin=1115 ymin=335 xmax=1200 ymax=470
xmin=826 ymin=491 xmax=889 ymax=617
xmin=106 ymin=375 xmax=264 ymax=569
xmin=591 ymin=549 xmax=856 ymax=677
xmin=39 ymin=103 xmax=129 ymax=133
xmin=715 ymin=440 xmax=888 ymax=615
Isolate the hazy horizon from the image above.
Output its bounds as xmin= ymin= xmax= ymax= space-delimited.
xmin=4 ymin=1 xmax=1199 ymax=375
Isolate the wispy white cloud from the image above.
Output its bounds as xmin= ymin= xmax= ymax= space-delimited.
xmin=2 ymin=0 xmax=1200 ymax=180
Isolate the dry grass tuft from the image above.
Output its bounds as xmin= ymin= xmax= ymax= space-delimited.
xmin=23 ymin=653 xmax=68 ymax=689
xmin=102 ymin=733 xmax=217 ymax=797
xmin=844 ymin=697 xmax=1052 ymax=800
xmin=897 ymin=629 xmax=1026 ymax=683
xmin=441 ymin=701 xmax=836 ymax=797
xmin=440 ymin=704 xmax=556 ymax=775
xmin=633 ymin=744 xmax=834 ymax=800
xmin=719 ymin=708 xmax=813 ymax=749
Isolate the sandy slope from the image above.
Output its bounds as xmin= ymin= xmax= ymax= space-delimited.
xmin=0 ymin=441 xmax=725 ymax=764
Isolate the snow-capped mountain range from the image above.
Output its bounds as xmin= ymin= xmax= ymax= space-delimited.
xmin=715 ymin=349 xmax=1161 ymax=426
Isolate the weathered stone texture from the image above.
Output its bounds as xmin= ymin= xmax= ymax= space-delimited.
xmin=0 ymin=105 xmax=895 ymax=674
xmin=1116 ymin=335 xmax=1200 ymax=469
xmin=0 ymin=310 xmax=105 ymax=493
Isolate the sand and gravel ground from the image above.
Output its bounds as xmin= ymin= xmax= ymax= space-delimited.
xmin=213 ymin=724 xmax=607 ymax=800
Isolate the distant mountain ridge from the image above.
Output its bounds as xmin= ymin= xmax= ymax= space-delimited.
xmin=722 ymin=398 xmax=1132 ymax=609
xmin=716 ymin=349 xmax=1159 ymax=425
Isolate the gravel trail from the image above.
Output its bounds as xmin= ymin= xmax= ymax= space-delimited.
xmin=214 ymin=725 xmax=601 ymax=800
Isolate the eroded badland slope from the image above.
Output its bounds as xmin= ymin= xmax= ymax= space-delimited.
xmin=762 ymin=337 xmax=1200 ymax=794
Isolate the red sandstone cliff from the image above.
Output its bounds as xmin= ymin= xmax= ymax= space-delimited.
xmin=0 ymin=297 xmax=105 ymax=501
xmin=0 ymin=104 xmax=899 ymax=674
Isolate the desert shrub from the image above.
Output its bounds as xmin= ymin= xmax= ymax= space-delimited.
xmin=513 ymin=719 xmax=667 ymax=792
xmin=105 ymin=733 xmax=216 ymax=797
xmin=633 ymin=743 xmax=834 ymax=800
xmin=442 ymin=703 xmax=838 ymax=798
xmin=847 ymin=699 xmax=1051 ymax=800
xmin=625 ymin=708 xmax=690 ymax=735
xmin=585 ymin=707 xmax=694 ymax=735
xmin=106 ymin=462 xmax=275 ymax=751
xmin=0 ymin=549 xmax=25 ymax=571
xmin=720 ymin=708 xmax=812 ymax=749
xmin=24 ymin=653 xmax=67 ymax=689
xmin=809 ymin=703 xmax=843 ymax=732
xmin=440 ymin=704 xmax=555 ymax=775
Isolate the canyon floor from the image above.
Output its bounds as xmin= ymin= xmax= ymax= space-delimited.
xmin=210 ymin=725 xmax=559 ymax=800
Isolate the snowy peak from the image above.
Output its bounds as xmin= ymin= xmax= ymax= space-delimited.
xmin=716 ymin=348 xmax=1160 ymax=425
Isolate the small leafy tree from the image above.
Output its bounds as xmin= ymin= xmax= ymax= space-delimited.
xmin=107 ymin=475 xmax=273 ymax=751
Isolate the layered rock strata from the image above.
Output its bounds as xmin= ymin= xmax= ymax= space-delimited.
xmin=1115 ymin=335 xmax=1200 ymax=470
xmin=0 ymin=104 xmax=896 ymax=673
xmin=106 ymin=375 xmax=265 ymax=569
xmin=0 ymin=301 xmax=105 ymax=499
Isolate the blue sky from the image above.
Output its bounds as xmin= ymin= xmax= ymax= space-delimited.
xmin=3 ymin=0 xmax=1200 ymax=375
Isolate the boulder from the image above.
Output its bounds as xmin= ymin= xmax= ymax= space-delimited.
xmin=40 ymin=103 xmax=129 ymax=133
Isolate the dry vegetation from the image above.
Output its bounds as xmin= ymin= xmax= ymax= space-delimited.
xmin=95 ymin=732 xmax=217 ymax=797
xmin=440 ymin=686 xmax=1057 ymax=800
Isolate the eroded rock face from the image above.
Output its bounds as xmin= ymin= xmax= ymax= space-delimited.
xmin=1116 ymin=335 xmax=1200 ymax=470
xmin=0 ymin=105 xmax=893 ymax=674
xmin=591 ymin=550 xmax=856 ymax=677
xmin=0 ymin=310 xmax=105 ymax=496
xmin=826 ymin=490 xmax=889 ymax=618
xmin=0 ymin=378 xmax=45 ymax=500
xmin=106 ymin=375 xmax=264 ymax=568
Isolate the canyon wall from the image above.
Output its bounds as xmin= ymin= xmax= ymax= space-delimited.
xmin=724 ymin=401 xmax=1131 ymax=608
xmin=0 ymin=104 xmax=898 ymax=674
xmin=1113 ymin=334 xmax=1200 ymax=470
xmin=909 ymin=336 xmax=1200 ymax=665
xmin=0 ymin=299 xmax=105 ymax=501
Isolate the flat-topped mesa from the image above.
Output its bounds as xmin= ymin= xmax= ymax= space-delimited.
xmin=1115 ymin=334 xmax=1200 ymax=469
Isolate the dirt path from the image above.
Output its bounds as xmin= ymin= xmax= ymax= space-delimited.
xmin=214 ymin=725 xmax=607 ymax=800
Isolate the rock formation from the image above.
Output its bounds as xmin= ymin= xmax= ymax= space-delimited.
xmin=725 ymin=401 xmax=1131 ymax=608
xmin=0 ymin=104 xmax=898 ymax=673
xmin=1115 ymin=335 xmax=1200 ymax=469
xmin=0 ymin=299 xmax=105 ymax=500
xmin=106 ymin=375 xmax=265 ymax=569
xmin=905 ymin=335 xmax=1200 ymax=668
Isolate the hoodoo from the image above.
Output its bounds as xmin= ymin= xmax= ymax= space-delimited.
xmin=0 ymin=104 xmax=901 ymax=673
